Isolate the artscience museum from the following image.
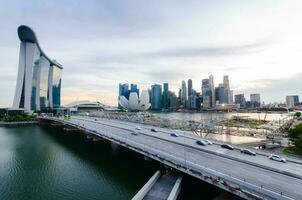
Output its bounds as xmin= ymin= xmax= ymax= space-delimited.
xmin=12 ymin=25 xmax=62 ymax=112
xmin=119 ymin=90 xmax=150 ymax=111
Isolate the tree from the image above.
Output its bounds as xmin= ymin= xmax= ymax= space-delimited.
xmin=288 ymin=124 xmax=302 ymax=149
xmin=294 ymin=112 xmax=301 ymax=118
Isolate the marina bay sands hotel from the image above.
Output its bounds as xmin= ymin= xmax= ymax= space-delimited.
xmin=12 ymin=25 xmax=62 ymax=112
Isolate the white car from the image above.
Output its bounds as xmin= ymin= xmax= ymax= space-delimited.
xmin=269 ymin=154 xmax=287 ymax=163
xmin=203 ymin=139 xmax=213 ymax=145
xmin=131 ymin=130 xmax=139 ymax=135
xmin=135 ymin=126 xmax=142 ymax=130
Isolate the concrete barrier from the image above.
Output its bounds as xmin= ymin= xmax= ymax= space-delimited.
xmin=132 ymin=170 xmax=161 ymax=200
xmin=167 ymin=176 xmax=182 ymax=200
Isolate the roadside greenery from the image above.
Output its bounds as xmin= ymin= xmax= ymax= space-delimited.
xmin=294 ymin=112 xmax=301 ymax=118
xmin=0 ymin=114 xmax=36 ymax=122
xmin=284 ymin=123 xmax=302 ymax=156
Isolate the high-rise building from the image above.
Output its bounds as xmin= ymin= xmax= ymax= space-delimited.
xmin=130 ymin=84 xmax=139 ymax=96
xmin=151 ymin=84 xmax=162 ymax=110
xmin=119 ymin=83 xmax=129 ymax=99
xmin=169 ymin=91 xmax=180 ymax=110
xmin=188 ymin=79 xmax=192 ymax=97
xmin=209 ymin=75 xmax=215 ymax=107
xmin=202 ymin=79 xmax=212 ymax=108
xmin=187 ymin=79 xmax=193 ymax=109
xmin=235 ymin=94 xmax=246 ymax=108
xmin=118 ymin=83 xmax=129 ymax=108
xmin=162 ymin=83 xmax=169 ymax=109
xmin=215 ymin=84 xmax=227 ymax=104
xmin=190 ymin=89 xmax=197 ymax=109
xmin=180 ymin=80 xmax=187 ymax=107
xmin=223 ymin=75 xmax=230 ymax=90
xmin=221 ymin=75 xmax=233 ymax=104
xmin=228 ymin=90 xmax=233 ymax=104
xmin=13 ymin=25 xmax=62 ymax=112
xmin=286 ymin=95 xmax=299 ymax=108
xmin=250 ymin=94 xmax=261 ymax=108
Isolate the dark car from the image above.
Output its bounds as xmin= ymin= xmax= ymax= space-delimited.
xmin=151 ymin=128 xmax=157 ymax=132
xmin=196 ymin=140 xmax=207 ymax=146
xmin=240 ymin=149 xmax=256 ymax=156
xmin=170 ymin=132 xmax=179 ymax=137
xmin=220 ymin=144 xmax=234 ymax=150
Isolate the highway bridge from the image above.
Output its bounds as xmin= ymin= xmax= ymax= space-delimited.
xmin=40 ymin=116 xmax=302 ymax=200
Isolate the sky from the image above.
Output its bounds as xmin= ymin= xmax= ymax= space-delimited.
xmin=0 ymin=0 xmax=302 ymax=107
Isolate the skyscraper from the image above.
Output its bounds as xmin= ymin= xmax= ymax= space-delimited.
xmin=215 ymin=84 xmax=227 ymax=104
xmin=169 ymin=91 xmax=180 ymax=110
xmin=223 ymin=75 xmax=230 ymax=90
xmin=180 ymin=80 xmax=187 ymax=107
xmin=202 ymin=79 xmax=212 ymax=108
xmin=209 ymin=75 xmax=215 ymax=107
xmin=118 ymin=83 xmax=129 ymax=108
xmin=13 ymin=25 xmax=62 ymax=112
xmin=119 ymin=83 xmax=129 ymax=99
xmin=250 ymin=94 xmax=261 ymax=108
xmin=190 ymin=89 xmax=197 ymax=109
xmin=188 ymin=79 xmax=192 ymax=97
xmin=162 ymin=83 xmax=169 ymax=109
xmin=187 ymin=79 xmax=193 ymax=109
xmin=235 ymin=94 xmax=246 ymax=108
xmin=130 ymin=84 xmax=139 ymax=96
xmin=222 ymin=75 xmax=233 ymax=104
xmin=151 ymin=84 xmax=162 ymax=110
xmin=286 ymin=95 xmax=299 ymax=108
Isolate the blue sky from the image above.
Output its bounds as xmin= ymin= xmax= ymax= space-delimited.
xmin=0 ymin=0 xmax=302 ymax=106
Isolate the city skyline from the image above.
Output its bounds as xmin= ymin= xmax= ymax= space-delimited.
xmin=1 ymin=1 xmax=302 ymax=107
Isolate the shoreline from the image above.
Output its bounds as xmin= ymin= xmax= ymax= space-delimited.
xmin=0 ymin=121 xmax=39 ymax=127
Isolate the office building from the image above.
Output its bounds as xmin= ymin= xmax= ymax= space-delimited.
xmin=286 ymin=95 xmax=299 ymax=108
xmin=187 ymin=79 xmax=193 ymax=109
xmin=235 ymin=94 xmax=246 ymax=108
xmin=162 ymin=83 xmax=169 ymax=109
xmin=250 ymin=94 xmax=261 ymax=108
xmin=202 ymin=78 xmax=212 ymax=108
xmin=151 ymin=84 xmax=162 ymax=110
xmin=209 ymin=75 xmax=215 ymax=107
xmin=12 ymin=25 xmax=62 ymax=112
xmin=215 ymin=84 xmax=227 ymax=104
xmin=180 ymin=80 xmax=187 ymax=107
xmin=130 ymin=84 xmax=139 ymax=96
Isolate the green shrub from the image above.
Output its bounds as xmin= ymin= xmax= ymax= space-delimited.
xmin=294 ymin=112 xmax=301 ymax=118
xmin=288 ymin=124 xmax=302 ymax=149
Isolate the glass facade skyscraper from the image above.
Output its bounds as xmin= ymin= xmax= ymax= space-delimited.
xmin=162 ymin=83 xmax=169 ymax=109
xmin=12 ymin=25 xmax=63 ymax=112
xmin=151 ymin=84 xmax=162 ymax=110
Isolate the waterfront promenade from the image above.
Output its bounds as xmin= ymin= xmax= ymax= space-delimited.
xmin=41 ymin=116 xmax=302 ymax=200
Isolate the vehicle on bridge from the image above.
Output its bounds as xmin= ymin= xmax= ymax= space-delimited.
xmin=203 ymin=139 xmax=213 ymax=145
xmin=240 ymin=149 xmax=256 ymax=156
xmin=170 ymin=132 xmax=179 ymax=137
xmin=220 ymin=144 xmax=234 ymax=150
xmin=196 ymin=140 xmax=208 ymax=146
xmin=150 ymin=128 xmax=157 ymax=132
xmin=135 ymin=126 xmax=142 ymax=130
xmin=269 ymin=154 xmax=287 ymax=163
xmin=132 ymin=131 xmax=139 ymax=135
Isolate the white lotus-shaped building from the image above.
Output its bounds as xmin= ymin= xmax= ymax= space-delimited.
xmin=119 ymin=90 xmax=150 ymax=111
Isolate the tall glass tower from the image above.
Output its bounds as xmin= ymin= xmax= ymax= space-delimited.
xmin=12 ymin=25 xmax=63 ymax=112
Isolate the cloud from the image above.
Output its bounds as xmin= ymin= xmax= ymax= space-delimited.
xmin=234 ymin=73 xmax=302 ymax=103
xmin=139 ymin=42 xmax=270 ymax=58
